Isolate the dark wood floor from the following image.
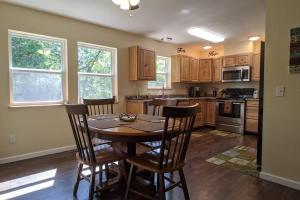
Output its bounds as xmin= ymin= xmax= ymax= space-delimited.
xmin=0 ymin=133 xmax=299 ymax=200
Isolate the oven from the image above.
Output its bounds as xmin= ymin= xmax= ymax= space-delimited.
xmin=222 ymin=66 xmax=251 ymax=82
xmin=216 ymin=100 xmax=245 ymax=134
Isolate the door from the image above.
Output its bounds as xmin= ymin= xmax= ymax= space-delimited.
xmin=180 ymin=56 xmax=190 ymax=81
xmin=199 ymin=59 xmax=212 ymax=82
xmin=189 ymin=58 xmax=199 ymax=82
xmin=212 ymin=58 xmax=222 ymax=82
xmin=138 ymin=48 xmax=156 ymax=80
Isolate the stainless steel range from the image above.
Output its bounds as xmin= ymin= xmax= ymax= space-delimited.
xmin=216 ymin=88 xmax=255 ymax=134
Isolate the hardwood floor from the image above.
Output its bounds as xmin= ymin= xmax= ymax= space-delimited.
xmin=0 ymin=133 xmax=299 ymax=200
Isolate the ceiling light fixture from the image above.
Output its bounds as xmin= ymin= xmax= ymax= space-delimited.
xmin=248 ymin=36 xmax=260 ymax=41
xmin=203 ymin=46 xmax=212 ymax=50
xmin=112 ymin=0 xmax=140 ymax=10
xmin=187 ymin=27 xmax=225 ymax=43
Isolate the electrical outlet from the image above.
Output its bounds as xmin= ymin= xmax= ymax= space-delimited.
xmin=9 ymin=134 xmax=16 ymax=144
xmin=276 ymin=86 xmax=285 ymax=97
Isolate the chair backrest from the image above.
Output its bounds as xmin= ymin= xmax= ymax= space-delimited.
xmin=158 ymin=104 xmax=198 ymax=170
xmin=151 ymin=98 xmax=178 ymax=116
xmin=65 ymin=104 xmax=96 ymax=163
xmin=83 ymin=96 xmax=115 ymax=116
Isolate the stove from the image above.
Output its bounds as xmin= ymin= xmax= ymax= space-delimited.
xmin=216 ymin=88 xmax=255 ymax=134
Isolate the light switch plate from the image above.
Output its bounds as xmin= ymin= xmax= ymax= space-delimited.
xmin=276 ymin=86 xmax=285 ymax=97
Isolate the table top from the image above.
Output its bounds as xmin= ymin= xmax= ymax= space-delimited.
xmin=88 ymin=114 xmax=165 ymax=143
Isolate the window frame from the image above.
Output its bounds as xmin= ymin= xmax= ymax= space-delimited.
xmin=77 ymin=42 xmax=118 ymax=102
xmin=8 ymin=30 xmax=68 ymax=107
xmin=148 ymin=56 xmax=172 ymax=89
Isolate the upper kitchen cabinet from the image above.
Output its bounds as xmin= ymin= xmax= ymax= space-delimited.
xmin=189 ymin=57 xmax=199 ymax=82
xmin=212 ymin=57 xmax=222 ymax=82
xmin=252 ymin=53 xmax=261 ymax=81
xmin=171 ymin=55 xmax=190 ymax=82
xmin=223 ymin=53 xmax=253 ymax=67
xmin=129 ymin=46 xmax=156 ymax=81
xmin=199 ymin=59 xmax=212 ymax=82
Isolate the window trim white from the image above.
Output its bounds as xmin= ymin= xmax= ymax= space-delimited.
xmin=77 ymin=41 xmax=118 ymax=102
xmin=148 ymin=56 xmax=172 ymax=89
xmin=8 ymin=30 xmax=68 ymax=106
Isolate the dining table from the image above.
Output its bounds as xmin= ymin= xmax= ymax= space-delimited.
xmin=87 ymin=114 xmax=166 ymax=157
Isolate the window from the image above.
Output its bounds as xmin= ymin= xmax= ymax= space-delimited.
xmin=148 ymin=56 xmax=171 ymax=89
xmin=77 ymin=42 xmax=117 ymax=101
xmin=9 ymin=30 xmax=67 ymax=106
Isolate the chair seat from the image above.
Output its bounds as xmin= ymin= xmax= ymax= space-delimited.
xmin=76 ymin=146 xmax=125 ymax=166
xmin=126 ymin=152 xmax=184 ymax=173
xmin=92 ymin=138 xmax=112 ymax=146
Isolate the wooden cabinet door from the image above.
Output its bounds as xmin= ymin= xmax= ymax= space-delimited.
xmin=191 ymin=100 xmax=206 ymax=128
xmin=252 ymin=53 xmax=260 ymax=81
xmin=246 ymin=118 xmax=258 ymax=133
xmin=126 ymin=101 xmax=145 ymax=114
xmin=224 ymin=56 xmax=236 ymax=67
xmin=180 ymin=56 xmax=190 ymax=82
xmin=212 ymin=58 xmax=222 ymax=82
xmin=236 ymin=54 xmax=252 ymax=66
xmin=205 ymin=100 xmax=216 ymax=125
xmin=199 ymin=59 xmax=212 ymax=82
xmin=245 ymin=100 xmax=259 ymax=133
xmin=189 ymin=58 xmax=199 ymax=82
xmin=138 ymin=48 xmax=156 ymax=80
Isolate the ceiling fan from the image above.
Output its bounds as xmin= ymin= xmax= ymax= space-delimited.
xmin=112 ymin=0 xmax=140 ymax=10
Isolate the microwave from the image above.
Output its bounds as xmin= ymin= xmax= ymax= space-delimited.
xmin=222 ymin=66 xmax=251 ymax=82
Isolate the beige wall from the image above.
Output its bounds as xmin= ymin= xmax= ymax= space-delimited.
xmin=262 ymin=0 xmax=300 ymax=181
xmin=0 ymin=3 xmax=188 ymax=158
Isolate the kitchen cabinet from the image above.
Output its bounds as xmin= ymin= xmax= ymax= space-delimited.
xmin=190 ymin=99 xmax=206 ymax=128
xmin=205 ymin=100 xmax=216 ymax=125
xmin=199 ymin=59 xmax=212 ymax=82
xmin=252 ymin=53 xmax=261 ymax=81
xmin=129 ymin=46 xmax=156 ymax=81
xmin=171 ymin=55 xmax=190 ymax=82
xmin=223 ymin=55 xmax=236 ymax=67
xmin=189 ymin=58 xmax=199 ymax=82
xmin=245 ymin=100 xmax=259 ymax=133
xmin=212 ymin=57 xmax=222 ymax=82
xmin=223 ymin=53 xmax=253 ymax=67
xmin=126 ymin=101 xmax=146 ymax=114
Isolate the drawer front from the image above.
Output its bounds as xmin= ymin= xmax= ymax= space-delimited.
xmin=247 ymin=100 xmax=259 ymax=107
xmin=246 ymin=118 xmax=258 ymax=133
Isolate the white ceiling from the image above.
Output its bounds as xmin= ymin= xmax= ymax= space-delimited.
xmin=3 ymin=0 xmax=265 ymax=45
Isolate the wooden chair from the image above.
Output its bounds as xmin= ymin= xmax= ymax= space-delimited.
xmin=124 ymin=104 xmax=198 ymax=200
xmin=83 ymin=96 xmax=115 ymax=116
xmin=65 ymin=104 xmax=125 ymax=200
xmin=142 ymin=98 xmax=178 ymax=150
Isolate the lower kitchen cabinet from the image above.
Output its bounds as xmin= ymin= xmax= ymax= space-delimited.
xmin=205 ymin=100 xmax=216 ymax=125
xmin=245 ymin=100 xmax=259 ymax=133
xmin=126 ymin=101 xmax=146 ymax=114
xmin=190 ymin=100 xmax=206 ymax=128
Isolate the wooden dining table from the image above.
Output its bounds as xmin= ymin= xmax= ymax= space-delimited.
xmin=87 ymin=114 xmax=166 ymax=158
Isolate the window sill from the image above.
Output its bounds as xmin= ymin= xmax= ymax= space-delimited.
xmin=8 ymin=103 xmax=65 ymax=108
xmin=147 ymin=88 xmax=173 ymax=90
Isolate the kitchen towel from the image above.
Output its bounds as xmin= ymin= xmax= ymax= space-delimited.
xmin=224 ymin=100 xmax=233 ymax=114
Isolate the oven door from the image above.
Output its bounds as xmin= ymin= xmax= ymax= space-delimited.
xmin=216 ymin=101 xmax=245 ymax=124
xmin=222 ymin=68 xmax=242 ymax=82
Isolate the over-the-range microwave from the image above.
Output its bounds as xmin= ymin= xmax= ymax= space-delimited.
xmin=222 ymin=66 xmax=251 ymax=82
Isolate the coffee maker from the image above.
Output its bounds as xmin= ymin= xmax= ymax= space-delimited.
xmin=188 ymin=86 xmax=201 ymax=97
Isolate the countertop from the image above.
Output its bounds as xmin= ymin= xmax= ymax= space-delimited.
xmin=126 ymin=96 xmax=217 ymax=103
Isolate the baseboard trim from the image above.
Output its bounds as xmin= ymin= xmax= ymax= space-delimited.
xmin=260 ymin=171 xmax=300 ymax=190
xmin=0 ymin=145 xmax=76 ymax=165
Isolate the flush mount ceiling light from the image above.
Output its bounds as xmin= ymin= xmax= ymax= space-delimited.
xmin=203 ymin=46 xmax=212 ymax=50
xmin=112 ymin=0 xmax=140 ymax=10
xmin=187 ymin=27 xmax=225 ymax=43
xmin=248 ymin=36 xmax=260 ymax=41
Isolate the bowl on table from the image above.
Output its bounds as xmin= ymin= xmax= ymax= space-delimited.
xmin=119 ymin=113 xmax=137 ymax=122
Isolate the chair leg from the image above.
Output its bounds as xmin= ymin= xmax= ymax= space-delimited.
xmin=124 ymin=164 xmax=134 ymax=200
xmin=89 ymin=166 xmax=96 ymax=200
xmin=99 ymin=164 xmax=103 ymax=187
xmin=179 ymin=169 xmax=190 ymax=200
xmin=105 ymin=163 xmax=109 ymax=184
xmin=73 ymin=163 xmax=83 ymax=195
xmin=158 ymin=173 xmax=166 ymax=200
